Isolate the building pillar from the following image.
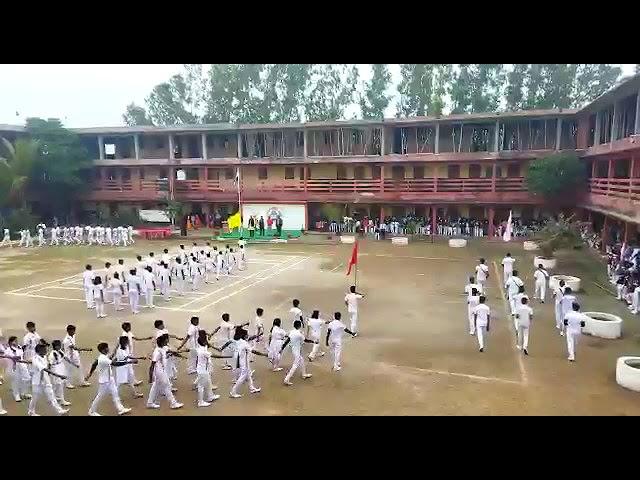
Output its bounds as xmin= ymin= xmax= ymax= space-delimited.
xmin=602 ymin=215 xmax=609 ymax=251
xmin=491 ymin=163 xmax=497 ymax=192
xmin=555 ymin=117 xmax=562 ymax=150
xmin=431 ymin=205 xmax=437 ymax=235
xmin=168 ymin=135 xmax=175 ymax=160
xmin=379 ymin=165 xmax=385 ymax=192
xmin=594 ymin=111 xmax=601 ymax=146
xmin=201 ymin=133 xmax=208 ymax=160
xmin=493 ymin=120 xmax=500 ymax=152
xmin=304 ymin=166 xmax=309 ymax=192
xmin=635 ymin=90 xmax=640 ymax=134
xmin=611 ymin=101 xmax=619 ymax=143
xmin=168 ymin=167 xmax=175 ymax=201
xmin=134 ymin=134 xmax=140 ymax=160
xmin=237 ymin=132 xmax=243 ymax=158
xmin=380 ymin=127 xmax=386 ymax=156
xmin=380 ymin=206 xmax=385 ymax=224
xmin=624 ymin=221 xmax=630 ymax=243
xmin=591 ymin=159 xmax=597 ymax=177
xmin=488 ymin=207 xmax=495 ymax=238
xmin=434 ymin=124 xmax=440 ymax=154
xmin=130 ymin=167 xmax=141 ymax=191
xmin=98 ymin=136 xmax=105 ymax=160
xmin=608 ymin=158 xmax=614 ymax=178
xmin=303 ymin=130 xmax=308 ymax=158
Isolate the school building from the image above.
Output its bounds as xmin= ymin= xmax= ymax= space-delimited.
xmin=1 ymin=74 xmax=639 ymax=243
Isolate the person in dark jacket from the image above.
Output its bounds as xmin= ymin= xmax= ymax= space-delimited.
xmin=258 ymin=216 xmax=265 ymax=236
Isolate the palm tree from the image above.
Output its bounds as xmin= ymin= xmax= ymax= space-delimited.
xmin=0 ymin=137 xmax=38 ymax=208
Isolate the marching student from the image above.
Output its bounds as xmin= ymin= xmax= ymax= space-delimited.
xmin=227 ymin=248 xmax=236 ymax=275
xmin=136 ymin=255 xmax=146 ymax=274
xmin=204 ymin=253 xmax=214 ymax=283
xmin=82 ymin=264 xmax=96 ymax=309
xmin=472 ymin=295 xmax=491 ymax=352
xmin=161 ymin=248 xmax=172 ymax=272
xmin=23 ymin=321 xmax=43 ymax=386
xmin=5 ymin=336 xmax=30 ymax=402
xmin=103 ymin=262 xmax=114 ymax=304
xmin=290 ymin=299 xmax=304 ymax=328
xmin=344 ymin=285 xmax=365 ymax=336
xmin=48 ymin=340 xmax=73 ymax=406
xmin=85 ymin=342 xmax=135 ymax=416
xmin=564 ymin=302 xmax=587 ymax=362
xmin=210 ymin=314 xmax=248 ymax=370
xmin=190 ymin=256 xmax=204 ymax=291
xmin=501 ymin=253 xmax=515 ymax=283
xmin=142 ymin=266 xmax=156 ymax=309
xmin=28 ymin=343 xmax=69 ymax=416
xmin=553 ymin=279 xmax=566 ymax=331
xmin=119 ymin=322 xmax=151 ymax=386
xmin=281 ymin=320 xmax=315 ymax=386
xmin=127 ymin=268 xmax=142 ymax=315
xmin=176 ymin=316 xmax=201 ymax=375
xmin=62 ymin=325 xmax=92 ymax=389
xmin=253 ymin=307 xmax=266 ymax=354
xmin=533 ymin=264 xmax=550 ymax=303
xmin=514 ymin=297 xmax=533 ymax=355
xmin=93 ymin=276 xmax=107 ymax=318
xmin=464 ymin=276 xmax=481 ymax=298
xmin=147 ymin=335 xmax=184 ymax=410
xmin=505 ymin=270 xmax=524 ymax=316
xmin=159 ymin=262 xmax=172 ymax=300
xmin=238 ymin=244 xmax=247 ymax=271
xmin=467 ymin=287 xmax=480 ymax=335
xmin=112 ymin=336 xmax=146 ymax=399
xmin=115 ymin=258 xmax=127 ymax=283
xmin=307 ymin=310 xmax=329 ymax=361
xmin=194 ymin=336 xmax=227 ymax=407
xmin=215 ymin=248 xmax=224 ymax=280
xmin=175 ymin=257 xmax=187 ymax=296
xmin=110 ymin=272 xmax=125 ymax=312
xmin=229 ymin=328 xmax=267 ymax=398
xmin=475 ymin=258 xmax=490 ymax=293
xmin=268 ymin=318 xmax=287 ymax=372
xmin=326 ymin=312 xmax=356 ymax=371
xmin=50 ymin=226 xmax=59 ymax=246
xmin=512 ymin=285 xmax=529 ymax=331
xmin=559 ymin=286 xmax=577 ymax=337
xmin=0 ymin=228 xmax=11 ymax=247
xmin=153 ymin=320 xmax=184 ymax=385
xmin=37 ymin=225 xmax=45 ymax=247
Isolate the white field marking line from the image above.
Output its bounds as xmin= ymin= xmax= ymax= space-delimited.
xmin=492 ymin=261 xmax=528 ymax=386
xmin=31 ymin=285 xmax=205 ymax=298
xmin=6 ymin=272 xmax=82 ymax=294
xmin=194 ymin=257 xmax=310 ymax=313
xmin=392 ymin=364 xmax=523 ymax=385
xmin=180 ymin=260 xmax=298 ymax=309
xmin=373 ymin=254 xmax=460 ymax=261
xmin=330 ymin=262 xmax=343 ymax=272
xmin=6 ymin=292 xmax=85 ymax=303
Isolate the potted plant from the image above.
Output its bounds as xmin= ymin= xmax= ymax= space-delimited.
xmin=531 ymin=215 xmax=584 ymax=269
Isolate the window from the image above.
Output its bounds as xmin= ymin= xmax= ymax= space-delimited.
xmin=324 ymin=131 xmax=332 ymax=145
xmin=139 ymin=168 xmax=145 ymax=180
xmin=224 ymin=168 xmax=235 ymax=180
xmin=413 ymin=166 xmax=425 ymax=179
xmin=297 ymin=131 xmax=304 ymax=147
xmin=155 ymin=137 xmax=165 ymax=149
xmin=447 ymin=165 xmax=460 ymax=179
xmin=138 ymin=136 xmax=144 ymax=149
xmin=484 ymin=166 xmax=493 ymax=178
xmin=352 ymin=130 xmax=363 ymax=145
xmin=300 ymin=167 xmax=306 ymax=180
xmin=258 ymin=167 xmax=268 ymax=180
xmin=208 ymin=169 xmax=220 ymax=181
xmin=507 ymin=164 xmax=520 ymax=177
xmin=372 ymin=166 xmax=381 ymax=179
xmin=354 ymin=166 xmax=365 ymax=180
xmin=336 ymin=166 xmax=347 ymax=180
xmin=285 ymin=167 xmax=295 ymax=180
xmin=392 ymin=165 xmax=405 ymax=180
xmin=468 ymin=164 xmax=481 ymax=178
xmin=121 ymin=169 xmax=131 ymax=181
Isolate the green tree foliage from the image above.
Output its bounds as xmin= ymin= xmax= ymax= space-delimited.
xmin=532 ymin=214 xmax=584 ymax=258
xmin=450 ymin=64 xmax=505 ymax=113
xmin=261 ymin=64 xmax=311 ymax=123
xmin=146 ymin=74 xmax=200 ymax=125
xmin=123 ymin=103 xmax=154 ymax=126
xmin=573 ymin=64 xmax=622 ymax=107
xmin=526 ymin=152 xmax=587 ymax=199
xmin=505 ymin=64 xmax=528 ymax=110
xmin=304 ymin=64 xmax=359 ymax=121
xmin=397 ymin=64 xmax=451 ymax=117
xmin=359 ymin=64 xmax=391 ymax=119
xmin=0 ymin=137 xmax=39 ymax=208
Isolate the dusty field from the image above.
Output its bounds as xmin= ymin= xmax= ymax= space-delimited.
xmin=1 ymin=236 xmax=639 ymax=416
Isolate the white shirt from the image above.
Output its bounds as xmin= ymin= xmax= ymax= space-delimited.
xmin=196 ymin=346 xmax=211 ymax=375
xmin=501 ymin=257 xmax=515 ymax=272
xmin=31 ymin=354 xmax=51 ymax=386
xmin=564 ymin=311 xmax=586 ymax=333
xmin=345 ymin=293 xmax=363 ymax=313
xmin=307 ymin=317 xmax=325 ymax=339
xmin=465 ymin=283 xmax=481 ymax=298
xmin=287 ymin=329 xmax=305 ymax=355
xmin=327 ymin=320 xmax=346 ymax=344
xmin=554 ymin=286 xmax=565 ymax=304
xmin=142 ymin=270 xmax=155 ymax=290
xmin=473 ymin=304 xmax=490 ymax=327
xmin=48 ymin=350 xmax=66 ymax=376
xmin=159 ymin=268 xmax=170 ymax=283
xmin=515 ymin=304 xmax=533 ymax=327
xmin=217 ymin=321 xmax=234 ymax=341
xmin=151 ymin=347 xmax=167 ymax=377
xmin=110 ymin=278 xmax=123 ymax=294
xmin=514 ymin=293 xmax=529 ymax=308
xmin=505 ymin=276 xmax=524 ymax=295
xmin=561 ymin=294 xmax=577 ymax=315
xmin=93 ymin=284 xmax=104 ymax=300
xmin=96 ymin=354 xmax=114 ymax=384
xmin=468 ymin=295 xmax=480 ymax=311
xmin=186 ymin=324 xmax=199 ymax=350
xmin=82 ymin=270 xmax=95 ymax=287
xmin=127 ymin=275 xmax=141 ymax=293
xmin=534 ymin=269 xmax=548 ymax=284
xmin=254 ymin=316 xmax=264 ymax=338
xmin=62 ymin=334 xmax=78 ymax=360
xmin=120 ymin=330 xmax=134 ymax=354
xmin=290 ymin=307 xmax=303 ymax=324
xmin=475 ymin=264 xmax=489 ymax=281
xmin=22 ymin=331 xmax=42 ymax=361
xmin=235 ymin=339 xmax=251 ymax=369
xmin=154 ymin=328 xmax=169 ymax=339
xmin=270 ymin=326 xmax=287 ymax=346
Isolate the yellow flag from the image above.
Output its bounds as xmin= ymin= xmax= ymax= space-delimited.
xmin=227 ymin=212 xmax=241 ymax=230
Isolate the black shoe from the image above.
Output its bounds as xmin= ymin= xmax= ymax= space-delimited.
xmin=523 ymin=349 xmax=528 ymax=356
xmin=541 ymin=301 xmax=544 ymax=304
xmin=479 ymin=348 xmax=483 ymax=353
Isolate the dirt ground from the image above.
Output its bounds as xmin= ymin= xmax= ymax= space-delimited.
xmin=1 ymin=236 xmax=640 ymax=416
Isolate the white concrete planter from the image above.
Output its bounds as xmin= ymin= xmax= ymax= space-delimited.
xmin=340 ymin=235 xmax=356 ymax=244
xmin=448 ymin=238 xmax=467 ymax=248
xmin=392 ymin=237 xmax=409 ymax=246
xmin=550 ymin=275 xmax=582 ymax=293
xmin=582 ymin=312 xmax=622 ymax=339
xmin=616 ymin=356 xmax=640 ymax=392
xmin=523 ymin=241 xmax=539 ymax=251
xmin=534 ymin=256 xmax=556 ymax=270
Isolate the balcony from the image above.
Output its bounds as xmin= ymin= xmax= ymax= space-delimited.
xmin=584 ymin=178 xmax=640 ymax=222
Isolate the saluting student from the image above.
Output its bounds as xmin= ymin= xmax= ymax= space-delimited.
xmin=472 ymin=296 xmax=491 ymax=353
xmin=85 ymin=342 xmax=136 ymax=416
xmin=344 ymin=285 xmax=365 ymax=336
xmin=326 ymin=312 xmax=356 ymax=371
xmin=281 ymin=320 xmax=315 ymax=386
xmin=533 ymin=264 xmax=550 ymax=303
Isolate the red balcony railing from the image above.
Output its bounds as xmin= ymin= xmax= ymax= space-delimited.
xmin=589 ymin=178 xmax=640 ymax=201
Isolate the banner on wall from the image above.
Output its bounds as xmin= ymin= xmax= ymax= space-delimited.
xmin=241 ymin=203 xmax=306 ymax=230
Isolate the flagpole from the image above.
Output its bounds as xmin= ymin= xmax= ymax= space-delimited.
xmin=237 ymin=166 xmax=243 ymax=238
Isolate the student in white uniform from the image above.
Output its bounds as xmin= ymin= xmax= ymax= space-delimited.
xmin=153 ymin=321 xmax=184 ymax=385
xmin=102 ymin=262 xmax=114 ymax=304
xmin=467 ymin=288 xmax=480 ymax=335
xmin=553 ymin=279 xmax=566 ymax=331
xmin=37 ymin=225 xmax=45 ymax=247
xmin=204 ymin=253 xmax=214 ymax=283
xmin=515 ymin=297 xmax=533 ymax=355
xmin=48 ymin=340 xmax=73 ymax=406
xmin=307 ymin=310 xmax=329 ymax=361
xmin=475 ymin=258 xmax=490 ymax=293
xmin=113 ymin=336 xmax=145 ymax=399
xmin=253 ymin=308 xmax=266 ymax=353
xmin=215 ymin=249 xmax=224 ymax=280
xmin=563 ymin=302 xmax=587 ymax=362
xmin=501 ymin=253 xmax=515 ymax=284
xmin=237 ymin=245 xmax=247 ymax=271
xmin=211 ymin=313 xmax=247 ymax=370
xmin=174 ymin=257 xmax=187 ymax=295
xmin=62 ymin=325 xmax=92 ymax=389
xmin=344 ymin=285 xmax=365 ymax=336
xmin=505 ymin=270 xmax=524 ymax=316
xmin=326 ymin=312 xmax=356 ymax=371
xmin=472 ymin=296 xmax=491 ymax=352
xmin=289 ymin=299 xmax=304 ymax=328
xmin=28 ymin=343 xmax=69 ymax=416
xmin=190 ymin=256 xmax=204 ymax=291
xmin=194 ymin=336 xmax=225 ymax=407
xmin=23 ymin=321 xmax=43 ymax=386
xmin=50 ymin=226 xmax=59 ymax=246
xmin=93 ymin=276 xmax=107 ymax=318
xmin=176 ymin=316 xmax=201 ymax=375
xmin=268 ymin=318 xmax=287 ymax=372
xmin=85 ymin=342 xmax=135 ymax=416
xmin=119 ymin=322 xmax=151 ymax=386
xmin=147 ymin=335 xmax=184 ymax=410
xmin=464 ymin=276 xmax=481 ymax=298
xmin=512 ymin=285 xmax=528 ymax=331
xmin=533 ymin=264 xmax=549 ymax=303
xmin=82 ymin=264 xmax=96 ymax=309
xmin=127 ymin=225 xmax=134 ymax=244
xmin=105 ymin=226 xmax=113 ymax=246
xmin=110 ymin=272 xmax=125 ymax=311
xmin=281 ymin=320 xmax=315 ymax=386
xmin=229 ymin=328 xmax=267 ymax=398
xmin=127 ymin=268 xmax=142 ymax=314
xmin=559 ymin=286 xmax=577 ymax=337
xmin=6 ymin=336 xmax=31 ymax=402
xmin=141 ymin=266 xmax=156 ymax=309
xmin=0 ymin=228 xmax=11 ymax=247
xmin=159 ymin=263 xmax=172 ymax=300
xmin=115 ymin=258 xmax=127 ymax=283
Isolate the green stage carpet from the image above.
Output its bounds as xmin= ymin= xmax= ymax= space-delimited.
xmin=218 ymin=229 xmax=302 ymax=240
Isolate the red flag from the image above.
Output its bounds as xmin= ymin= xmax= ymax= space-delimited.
xmin=346 ymin=242 xmax=358 ymax=276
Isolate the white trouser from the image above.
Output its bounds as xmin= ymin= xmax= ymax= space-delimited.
xmin=632 ymin=291 xmax=640 ymax=313
xmin=89 ymin=380 xmax=124 ymax=414
xmin=535 ymin=281 xmax=546 ymax=302
xmin=467 ymin=306 xmax=475 ymax=334
xmin=477 ymin=324 xmax=487 ymax=349
xmin=113 ymin=291 xmax=123 ymax=310
xmin=617 ymin=284 xmax=624 ymax=300
xmin=349 ymin=311 xmax=358 ymax=333
xmin=161 ymin=281 xmax=170 ymax=298
xmin=516 ymin=325 xmax=529 ymax=350
xmin=503 ymin=270 xmax=512 ymax=284
xmin=554 ymin=303 xmax=563 ymax=329
xmin=477 ymin=280 xmax=486 ymax=294
xmin=29 ymin=384 xmax=65 ymax=415
xmin=144 ymin=288 xmax=154 ymax=307
xmin=95 ymin=299 xmax=105 ymax=317
xmin=1 ymin=236 xmax=11 ymax=247
xmin=566 ymin=330 xmax=580 ymax=360
xmin=197 ymin=372 xmax=216 ymax=403
xmin=11 ymin=364 xmax=30 ymax=400
xmin=65 ymin=356 xmax=84 ymax=387
xmin=284 ymin=351 xmax=306 ymax=382
xmin=176 ymin=277 xmax=185 ymax=295
xmin=192 ymin=275 xmax=202 ymax=290
xmin=187 ymin=349 xmax=197 ymax=374
xmin=52 ymin=378 xmax=68 ymax=403
xmin=216 ymin=265 xmax=222 ymax=280
xmin=309 ymin=335 xmax=322 ymax=359
xmin=330 ymin=341 xmax=342 ymax=369
xmin=148 ymin=373 xmax=177 ymax=406
xmin=84 ymin=287 xmax=94 ymax=308
xmin=231 ymin=367 xmax=256 ymax=394
xmin=269 ymin=342 xmax=283 ymax=369
xmin=128 ymin=291 xmax=139 ymax=313
xmin=508 ymin=292 xmax=517 ymax=315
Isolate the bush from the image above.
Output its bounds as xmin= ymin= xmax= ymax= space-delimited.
xmin=532 ymin=214 xmax=584 ymax=258
xmin=0 ymin=207 xmax=41 ymax=234
xmin=526 ymin=152 xmax=587 ymax=199
xmin=320 ymin=204 xmax=344 ymax=222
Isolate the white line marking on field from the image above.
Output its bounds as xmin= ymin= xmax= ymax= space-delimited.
xmin=194 ymin=257 xmax=310 ymax=313
xmin=374 ymin=254 xmax=459 ymax=261
xmin=389 ymin=364 xmax=523 ymax=385
xmin=6 ymin=292 xmax=85 ymax=303
xmin=6 ymin=273 xmax=81 ymax=293
xmin=330 ymin=263 xmax=343 ymax=272
xmin=493 ymin=261 xmax=528 ymax=386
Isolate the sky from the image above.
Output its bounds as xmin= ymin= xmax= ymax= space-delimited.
xmin=0 ymin=64 xmax=636 ymax=128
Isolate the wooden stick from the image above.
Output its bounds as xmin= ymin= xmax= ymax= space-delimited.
xmin=592 ymin=281 xmax=616 ymax=297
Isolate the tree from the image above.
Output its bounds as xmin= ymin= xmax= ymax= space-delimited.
xmin=261 ymin=64 xmax=311 ymax=123
xmin=505 ymin=64 xmax=529 ymax=110
xmin=146 ymin=74 xmax=200 ymax=125
xmin=573 ymin=64 xmax=622 ymax=107
xmin=526 ymin=152 xmax=587 ymax=200
xmin=397 ymin=64 xmax=447 ymax=117
xmin=123 ymin=103 xmax=153 ymax=126
xmin=304 ymin=64 xmax=359 ymax=121
xmin=359 ymin=64 xmax=391 ymax=119
xmin=450 ymin=64 xmax=505 ymax=113
xmin=0 ymin=137 xmax=39 ymax=208
xmin=165 ymin=200 xmax=186 ymax=226
xmin=532 ymin=214 xmax=584 ymax=258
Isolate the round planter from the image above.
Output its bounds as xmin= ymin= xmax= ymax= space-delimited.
xmin=549 ymin=275 xmax=582 ymax=293
xmin=340 ymin=235 xmax=355 ymax=244
xmin=523 ymin=241 xmax=539 ymax=251
xmin=616 ymin=356 xmax=640 ymax=392
xmin=534 ymin=256 xmax=556 ymax=270
xmin=448 ymin=238 xmax=467 ymax=248
xmin=392 ymin=237 xmax=409 ymax=246
xmin=582 ymin=311 xmax=622 ymax=339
